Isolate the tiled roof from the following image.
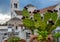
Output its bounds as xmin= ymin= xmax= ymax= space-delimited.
xmin=15 ymin=10 xmax=22 ymax=15
xmin=39 ymin=4 xmax=58 ymax=14
xmin=10 ymin=17 xmax=21 ymax=21
xmin=15 ymin=4 xmax=58 ymax=15
xmin=7 ymin=17 xmax=23 ymax=26
xmin=25 ymin=4 xmax=35 ymax=7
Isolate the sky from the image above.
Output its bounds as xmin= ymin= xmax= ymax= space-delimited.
xmin=0 ymin=0 xmax=60 ymax=24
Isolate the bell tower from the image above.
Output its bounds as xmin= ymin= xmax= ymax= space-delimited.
xmin=11 ymin=0 xmax=19 ymax=18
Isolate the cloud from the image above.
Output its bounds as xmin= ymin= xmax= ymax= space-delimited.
xmin=0 ymin=13 xmax=11 ymax=24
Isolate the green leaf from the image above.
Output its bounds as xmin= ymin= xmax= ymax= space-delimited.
xmin=23 ymin=19 xmax=34 ymax=28
xmin=51 ymin=12 xmax=58 ymax=22
xmin=56 ymin=18 xmax=60 ymax=26
xmin=54 ymin=32 xmax=60 ymax=38
xmin=34 ymin=13 xmax=41 ymax=21
xmin=44 ymin=12 xmax=51 ymax=23
xmin=34 ymin=21 xmax=40 ymax=28
xmin=37 ymin=31 xmax=48 ymax=40
xmin=22 ymin=9 xmax=30 ymax=18
xmin=40 ymin=21 xmax=46 ymax=30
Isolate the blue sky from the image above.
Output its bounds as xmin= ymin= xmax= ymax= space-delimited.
xmin=0 ymin=0 xmax=60 ymax=24
xmin=0 ymin=0 xmax=60 ymax=14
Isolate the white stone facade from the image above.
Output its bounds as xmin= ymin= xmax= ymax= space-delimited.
xmin=11 ymin=0 xmax=19 ymax=18
xmin=54 ymin=4 xmax=60 ymax=17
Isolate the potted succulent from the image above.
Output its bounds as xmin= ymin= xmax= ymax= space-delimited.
xmin=4 ymin=36 xmax=26 ymax=42
xmin=6 ymin=36 xmax=26 ymax=42
xmin=7 ymin=36 xmax=20 ymax=42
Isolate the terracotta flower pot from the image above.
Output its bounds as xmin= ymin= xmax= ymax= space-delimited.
xmin=20 ymin=39 xmax=26 ymax=42
xmin=30 ymin=35 xmax=38 ymax=42
xmin=4 ymin=39 xmax=26 ymax=42
xmin=46 ymin=34 xmax=53 ymax=42
xmin=4 ymin=40 xmax=7 ymax=42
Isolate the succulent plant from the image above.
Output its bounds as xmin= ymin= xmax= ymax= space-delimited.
xmin=7 ymin=36 xmax=20 ymax=42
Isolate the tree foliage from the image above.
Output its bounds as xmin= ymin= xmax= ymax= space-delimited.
xmin=34 ymin=13 xmax=41 ymax=21
xmin=22 ymin=9 xmax=58 ymax=36
xmin=22 ymin=9 xmax=60 ymax=42
xmin=44 ymin=12 xmax=51 ymax=23
xmin=22 ymin=9 xmax=30 ymax=18
xmin=34 ymin=13 xmax=42 ymax=28
xmin=37 ymin=11 xmax=58 ymax=41
xmin=23 ymin=18 xmax=34 ymax=28
xmin=51 ymin=12 xmax=58 ymax=22
xmin=56 ymin=18 xmax=60 ymax=26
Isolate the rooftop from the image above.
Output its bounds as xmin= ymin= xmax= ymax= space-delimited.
xmin=15 ymin=10 xmax=22 ymax=15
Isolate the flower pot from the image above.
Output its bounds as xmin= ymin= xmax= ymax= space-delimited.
xmin=46 ymin=34 xmax=53 ymax=42
xmin=30 ymin=35 xmax=38 ymax=42
xmin=40 ymin=40 xmax=46 ymax=42
xmin=4 ymin=39 xmax=26 ymax=42
xmin=4 ymin=40 xmax=7 ymax=42
xmin=20 ymin=39 xmax=26 ymax=42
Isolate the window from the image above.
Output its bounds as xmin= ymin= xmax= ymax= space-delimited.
xmin=37 ymin=10 xmax=40 ymax=12
xmin=16 ymin=26 xmax=18 ymax=30
xmin=26 ymin=32 xmax=31 ymax=39
xmin=54 ymin=10 xmax=58 ymax=12
xmin=4 ymin=33 xmax=7 ymax=35
xmin=22 ymin=16 xmax=25 ymax=19
xmin=8 ymin=24 xmax=14 ymax=28
xmin=14 ymin=3 xmax=17 ymax=8
xmin=59 ymin=8 xmax=60 ymax=10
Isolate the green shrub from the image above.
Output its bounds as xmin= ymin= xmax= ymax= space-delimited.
xmin=54 ymin=32 xmax=60 ymax=38
xmin=37 ymin=31 xmax=48 ymax=40
xmin=7 ymin=36 xmax=21 ymax=42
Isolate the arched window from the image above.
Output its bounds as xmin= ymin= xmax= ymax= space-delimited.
xmin=14 ymin=3 xmax=17 ymax=8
